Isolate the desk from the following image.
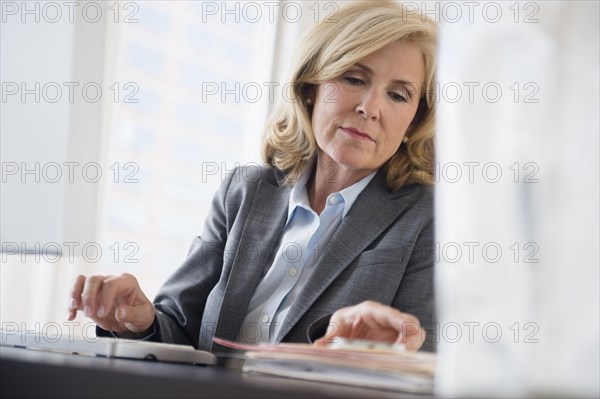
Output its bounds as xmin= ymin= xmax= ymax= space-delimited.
xmin=1 ymin=346 xmax=430 ymax=398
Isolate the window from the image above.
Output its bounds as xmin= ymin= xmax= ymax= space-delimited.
xmin=97 ymin=1 xmax=280 ymax=295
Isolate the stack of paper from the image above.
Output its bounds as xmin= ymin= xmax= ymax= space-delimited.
xmin=213 ymin=338 xmax=435 ymax=393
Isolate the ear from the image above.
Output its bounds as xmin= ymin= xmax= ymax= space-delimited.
xmin=303 ymin=85 xmax=316 ymax=105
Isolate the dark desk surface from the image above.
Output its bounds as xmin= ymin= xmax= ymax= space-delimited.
xmin=1 ymin=346 xmax=430 ymax=399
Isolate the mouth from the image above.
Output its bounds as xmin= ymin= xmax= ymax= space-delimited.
xmin=340 ymin=127 xmax=375 ymax=142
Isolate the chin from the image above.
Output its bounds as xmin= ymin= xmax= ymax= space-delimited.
xmin=336 ymin=160 xmax=375 ymax=173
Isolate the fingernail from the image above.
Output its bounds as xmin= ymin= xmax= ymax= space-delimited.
xmin=66 ymin=311 xmax=73 ymax=320
xmin=97 ymin=305 xmax=106 ymax=318
xmin=118 ymin=307 xmax=127 ymax=320
xmin=69 ymin=298 xmax=78 ymax=309
xmin=84 ymin=306 xmax=91 ymax=317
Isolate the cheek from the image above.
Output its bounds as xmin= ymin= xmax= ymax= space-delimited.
xmin=379 ymin=117 xmax=413 ymax=155
xmin=317 ymin=82 xmax=341 ymax=104
xmin=389 ymin=108 xmax=419 ymax=139
xmin=311 ymin=110 xmax=326 ymax=143
xmin=311 ymin=103 xmax=340 ymax=139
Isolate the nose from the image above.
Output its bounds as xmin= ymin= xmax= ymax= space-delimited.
xmin=355 ymin=89 xmax=381 ymax=121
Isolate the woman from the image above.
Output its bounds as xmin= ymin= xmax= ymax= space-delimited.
xmin=67 ymin=1 xmax=437 ymax=352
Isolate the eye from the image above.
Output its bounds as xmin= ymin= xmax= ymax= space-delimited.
xmin=344 ymin=76 xmax=364 ymax=86
xmin=389 ymin=91 xmax=408 ymax=103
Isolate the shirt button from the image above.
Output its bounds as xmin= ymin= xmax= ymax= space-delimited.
xmin=261 ymin=314 xmax=269 ymax=323
xmin=329 ymin=196 xmax=338 ymax=205
xmin=288 ymin=267 xmax=297 ymax=276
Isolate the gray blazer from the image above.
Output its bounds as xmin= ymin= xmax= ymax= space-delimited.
xmin=151 ymin=165 xmax=436 ymax=352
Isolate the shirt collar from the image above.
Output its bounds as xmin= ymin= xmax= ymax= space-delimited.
xmin=287 ymin=169 xmax=313 ymax=222
xmin=338 ymin=171 xmax=376 ymax=217
xmin=287 ymin=168 xmax=377 ymax=222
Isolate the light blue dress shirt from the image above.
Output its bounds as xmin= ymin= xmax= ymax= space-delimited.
xmin=238 ymin=168 xmax=376 ymax=344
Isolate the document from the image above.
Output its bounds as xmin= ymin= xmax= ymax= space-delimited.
xmin=213 ymin=337 xmax=435 ymax=393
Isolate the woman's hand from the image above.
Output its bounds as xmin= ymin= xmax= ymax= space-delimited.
xmin=316 ymin=300 xmax=426 ymax=351
xmin=67 ymin=273 xmax=155 ymax=338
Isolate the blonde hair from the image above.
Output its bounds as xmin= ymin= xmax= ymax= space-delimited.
xmin=262 ymin=0 xmax=437 ymax=190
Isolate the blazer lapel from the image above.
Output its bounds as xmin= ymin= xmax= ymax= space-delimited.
xmin=215 ymin=170 xmax=290 ymax=341
xmin=275 ymin=170 xmax=414 ymax=341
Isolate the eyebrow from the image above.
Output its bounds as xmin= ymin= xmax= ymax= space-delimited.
xmin=353 ymin=63 xmax=420 ymax=96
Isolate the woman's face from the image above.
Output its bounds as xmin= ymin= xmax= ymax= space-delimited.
xmin=311 ymin=40 xmax=425 ymax=177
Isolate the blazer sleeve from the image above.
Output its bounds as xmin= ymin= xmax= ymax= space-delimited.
xmin=149 ymin=170 xmax=237 ymax=347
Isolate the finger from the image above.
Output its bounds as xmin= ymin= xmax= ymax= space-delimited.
xmin=318 ymin=307 xmax=356 ymax=344
xmin=401 ymin=326 xmax=426 ymax=351
xmin=80 ymin=275 xmax=108 ymax=318
xmin=353 ymin=302 xmax=420 ymax=344
xmin=67 ymin=275 xmax=86 ymax=320
xmin=114 ymin=303 xmax=155 ymax=333
xmin=397 ymin=316 xmax=424 ymax=350
xmin=69 ymin=275 xmax=86 ymax=309
xmin=362 ymin=306 xmax=423 ymax=350
xmin=360 ymin=302 xmax=413 ymax=334
xmin=96 ymin=274 xmax=136 ymax=318
xmin=351 ymin=314 xmax=396 ymax=342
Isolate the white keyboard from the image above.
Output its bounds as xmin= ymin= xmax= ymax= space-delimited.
xmin=0 ymin=330 xmax=217 ymax=365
